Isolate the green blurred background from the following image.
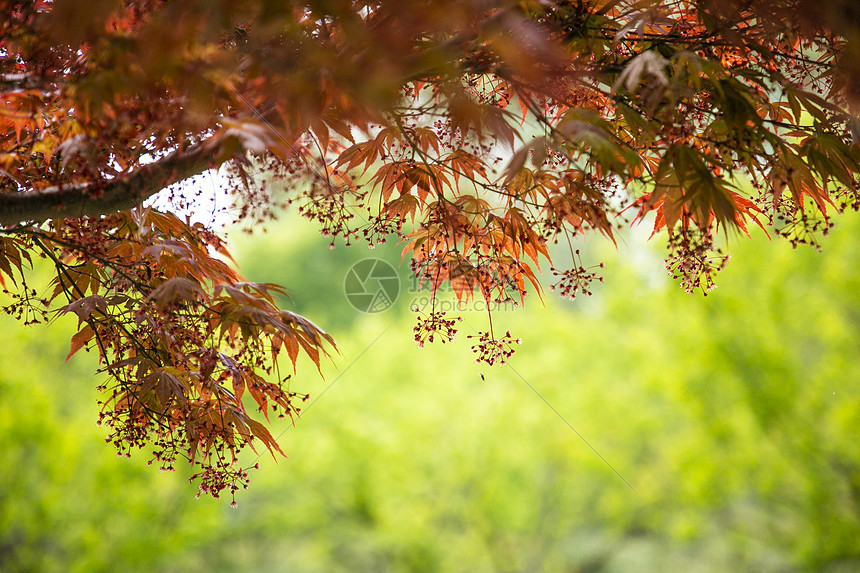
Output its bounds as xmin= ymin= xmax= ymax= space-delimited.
xmin=2 ymin=207 xmax=860 ymax=572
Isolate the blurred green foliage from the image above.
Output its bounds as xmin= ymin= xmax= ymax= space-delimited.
xmin=2 ymin=211 xmax=860 ymax=572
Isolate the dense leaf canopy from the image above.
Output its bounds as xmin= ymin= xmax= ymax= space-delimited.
xmin=2 ymin=0 xmax=859 ymax=497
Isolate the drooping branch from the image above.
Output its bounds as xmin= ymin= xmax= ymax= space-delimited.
xmin=0 ymin=139 xmax=219 ymax=227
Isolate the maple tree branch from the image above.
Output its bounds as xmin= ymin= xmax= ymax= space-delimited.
xmin=0 ymin=139 xmax=219 ymax=227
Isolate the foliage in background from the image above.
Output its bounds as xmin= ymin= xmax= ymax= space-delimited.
xmin=2 ymin=210 xmax=859 ymax=572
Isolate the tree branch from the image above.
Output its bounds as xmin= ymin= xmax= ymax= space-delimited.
xmin=0 ymin=139 xmax=218 ymax=227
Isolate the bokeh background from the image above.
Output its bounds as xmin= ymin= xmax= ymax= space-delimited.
xmin=2 ymin=204 xmax=859 ymax=572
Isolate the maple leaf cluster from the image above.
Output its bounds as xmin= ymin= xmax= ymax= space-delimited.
xmin=7 ymin=208 xmax=332 ymax=500
xmin=2 ymin=0 xmax=860 ymax=495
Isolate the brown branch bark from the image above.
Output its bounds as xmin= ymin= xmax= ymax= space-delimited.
xmin=0 ymin=139 xmax=218 ymax=227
